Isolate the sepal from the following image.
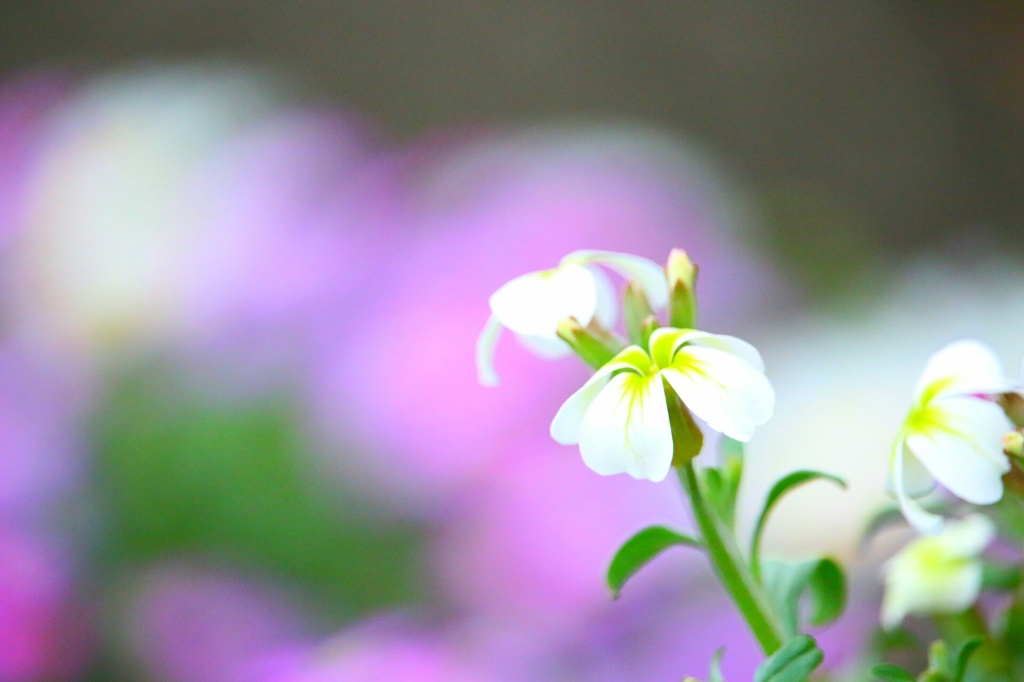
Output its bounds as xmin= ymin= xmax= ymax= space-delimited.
xmin=664 ymin=378 xmax=704 ymax=466
xmin=556 ymin=317 xmax=625 ymax=370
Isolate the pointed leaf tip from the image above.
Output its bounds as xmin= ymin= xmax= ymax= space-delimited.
xmin=606 ymin=525 xmax=702 ymax=598
xmin=751 ymin=470 xmax=846 ymax=579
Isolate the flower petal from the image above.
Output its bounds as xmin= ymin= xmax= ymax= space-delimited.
xmin=679 ymin=332 xmax=766 ymax=372
xmin=550 ymin=345 xmax=650 ymax=445
xmin=475 ymin=314 xmax=504 ymax=386
xmin=906 ymin=395 xmax=1010 ymax=505
xmin=892 ymin=443 xmax=945 ymax=535
xmin=589 ymin=265 xmax=618 ymax=328
xmin=489 ymin=263 xmax=598 ymax=338
xmin=937 ymin=514 xmax=996 ymax=558
xmin=661 ymin=346 xmax=774 ymax=441
xmin=577 ymin=371 xmax=674 ymax=481
xmin=516 ymin=332 xmax=573 ymax=359
xmin=916 ymin=339 xmax=1012 ymax=399
xmin=563 ymin=250 xmax=669 ymax=310
xmin=881 ymin=513 xmax=992 ymax=628
xmin=886 ymin=444 xmax=935 ymax=498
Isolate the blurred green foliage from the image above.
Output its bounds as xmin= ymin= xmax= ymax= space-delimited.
xmin=87 ymin=365 xmax=428 ymax=617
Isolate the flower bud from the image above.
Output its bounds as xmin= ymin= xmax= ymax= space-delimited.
xmin=666 ymin=248 xmax=698 ymax=329
xmin=555 ymin=317 xmax=625 ymax=370
xmin=622 ymin=281 xmax=655 ymax=347
xmin=1004 ymin=429 xmax=1024 ymax=460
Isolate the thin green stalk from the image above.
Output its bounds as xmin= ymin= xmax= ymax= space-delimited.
xmin=678 ymin=463 xmax=786 ymax=655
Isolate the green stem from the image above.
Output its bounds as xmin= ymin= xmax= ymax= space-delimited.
xmin=678 ymin=463 xmax=786 ymax=655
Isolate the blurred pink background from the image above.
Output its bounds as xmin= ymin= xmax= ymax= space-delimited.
xmin=2 ymin=6 xmax=1024 ymax=680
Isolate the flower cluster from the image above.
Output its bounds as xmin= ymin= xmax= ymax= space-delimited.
xmin=480 ymin=249 xmax=773 ymax=482
xmin=483 ymin=248 xmax=1024 ymax=680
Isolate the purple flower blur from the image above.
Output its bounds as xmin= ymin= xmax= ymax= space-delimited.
xmin=431 ymin=435 xmax=693 ymax=638
xmin=176 ymin=110 xmax=406 ymax=392
xmin=0 ymin=528 xmax=86 ymax=681
xmin=306 ymin=126 xmax=789 ymax=513
xmin=250 ymin=617 xmax=500 ymax=682
xmin=119 ymin=563 xmax=315 ymax=682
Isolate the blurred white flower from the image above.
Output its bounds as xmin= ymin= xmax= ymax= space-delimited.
xmin=550 ymin=327 xmax=773 ymax=481
xmin=881 ymin=513 xmax=994 ymax=629
xmin=476 ymin=250 xmax=667 ymax=386
xmin=739 ymin=262 xmax=1024 ymax=566
xmin=3 ymin=67 xmax=277 ymax=362
xmin=891 ymin=340 xmax=1013 ymax=534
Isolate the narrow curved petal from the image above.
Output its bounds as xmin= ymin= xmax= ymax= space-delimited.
xmin=892 ymin=443 xmax=945 ymax=535
xmin=489 ymin=264 xmax=598 ymax=338
xmin=564 ymin=250 xmax=669 ymax=309
xmin=475 ymin=314 xmax=504 ymax=386
xmin=661 ymin=346 xmax=774 ymax=441
xmin=577 ymin=372 xmax=674 ymax=481
xmin=916 ymin=339 xmax=1012 ymax=399
xmin=517 ymin=332 xmax=573 ymax=359
xmin=550 ymin=345 xmax=650 ymax=445
xmin=885 ymin=443 xmax=935 ymax=498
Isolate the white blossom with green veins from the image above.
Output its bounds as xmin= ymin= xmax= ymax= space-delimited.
xmin=890 ymin=339 xmax=1013 ymax=534
xmin=476 ymin=250 xmax=668 ymax=385
xmin=550 ymin=327 xmax=774 ymax=482
xmin=881 ymin=513 xmax=995 ymax=628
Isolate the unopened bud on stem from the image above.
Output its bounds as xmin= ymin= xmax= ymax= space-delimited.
xmin=666 ymin=248 xmax=698 ymax=329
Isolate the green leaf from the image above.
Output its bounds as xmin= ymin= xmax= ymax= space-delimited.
xmin=91 ymin=366 xmax=427 ymax=614
xmin=708 ymin=647 xmax=726 ymax=682
xmin=750 ymin=470 xmax=846 ymax=579
xmin=753 ymin=635 xmax=823 ymax=682
xmin=951 ymin=636 xmax=985 ymax=682
xmin=869 ymin=663 xmax=916 ymax=682
xmin=762 ymin=557 xmax=847 ymax=637
xmin=606 ymin=525 xmax=702 ymax=598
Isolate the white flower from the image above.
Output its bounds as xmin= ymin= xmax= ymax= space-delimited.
xmin=476 ymin=250 xmax=668 ymax=385
xmin=881 ymin=514 xmax=995 ymax=629
xmin=549 ymin=327 xmax=774 ymax=482
xmin=890 ymin=339 xmax=1014 ymax=534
